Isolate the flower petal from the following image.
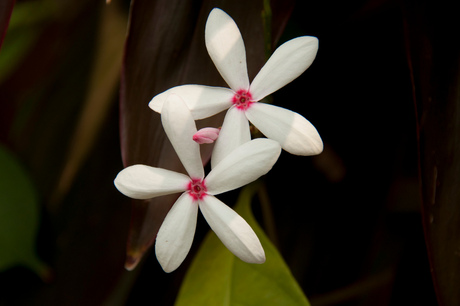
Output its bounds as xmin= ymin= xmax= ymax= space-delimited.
xmin=149 ymin=85 xmax=234 ymax=120
xmin=246 ymin=102 xmax=323 ymax=155
xmin=155 ymin=192 xmax=198 ymax=272
xmin=205 ymin=8 xmax=250 ymax=92
xmin=210 ymin=106 xmax=251 ymax=169
xmin=199 ymin=195 xmax=265 ymax=263
xmin=206 ymin=138 xmax=281 ymax=195
xmin=114 ymin=165 xmax=189 ymax=200
xmin=250 ymin=36 xmax=318 ymax=101
xmin=162 ymin=94 xmax=204 ymax=179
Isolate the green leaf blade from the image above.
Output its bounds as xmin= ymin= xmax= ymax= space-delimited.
xmin=175 ymin=182 xmax=310 ymax=306
xmin=0 ymin=144 xmax=49 ymax=280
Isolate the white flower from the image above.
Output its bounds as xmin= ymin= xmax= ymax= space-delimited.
xmin=149 ymin=8 xmax=323 ymax=167
xmin=114 ymin=94 xmax=281 ymax=273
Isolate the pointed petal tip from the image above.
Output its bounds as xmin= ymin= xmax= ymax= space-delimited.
xmin=148 ymin=98 xmax=162 ymax=114
xmin=161 ymin=264 xmax=177 ymax=273
xmin=241 ymin=248 xmax=266 ymax=264
xmin=148 ymin=89 xmax=170 ymax=114
xmin=302 ymin=132 xmax=324 ymax=156
xmin=285 ymin=134 xmax=323 ymax=156
xmin=291 ymin=35 xmax=318 ymax=52
xmin=255 ymin=255 xmax=266 ymax=264
xmin=314 ymin=139 xmax=324 ymax=155
xmin=155 ymin=249 xmax=183 ymax=273
xmin=230 ymin=244 xmax=266 ymax=265
xmin=209 ymin=7 xmax=227 ymax=18
xmin=301 ymin=35 xmax=319 ymax=44
xmin=290 ymin=132 xmax=323 ymax=156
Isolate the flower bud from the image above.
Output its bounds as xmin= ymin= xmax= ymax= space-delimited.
xmin=193 ymin=127 xmax=220 ymax=144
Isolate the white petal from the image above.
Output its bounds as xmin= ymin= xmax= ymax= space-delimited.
xmin=162 ymin=95 xmax=204 ymax=179
xmin=199 ymin=195 xmax=265 ymax=263
xmin=205 ymin=8 xmax=250 ymax=92
xmin=210 ymin=106 xmax=251 ymax=169
xmin=155 ymin=193 xmax=198 ymax=272
xmin=114 ymin=165 xmax=189 ymax=200
xmin=206 ymin=138 xmax=281 ymax=195
xmin=149 ymin=85 xmax=234 ymax=120
xmin=250 ymin=36 xmax=318 ymax=101
xmin=246 ymin=102 xmax=323 ymax=155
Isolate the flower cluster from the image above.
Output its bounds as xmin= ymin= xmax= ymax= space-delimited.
xmin=115 ymin=8 xmax=322 ymax=273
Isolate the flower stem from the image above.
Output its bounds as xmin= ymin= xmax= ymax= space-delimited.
xmin=261 ymin=0 xmax=272 ymax=62
xmin=257 ymin=181 xmax=279 ymax=248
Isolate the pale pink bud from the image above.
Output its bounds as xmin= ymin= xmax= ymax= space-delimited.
xmin=193 ymin=127 xmax=220 ymax=144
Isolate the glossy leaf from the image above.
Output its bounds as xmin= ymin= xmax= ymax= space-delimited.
xmin=175 ymin=182 xmax=309 ymax=306
xmin=121 ymin=0 xmax=294 ymax=270
xmin=404 ymin=1 xmax=460 ymax=304
xmin=51 ymin=1 xmax=127 ymax=207
xmin=0 ymin=144 xmax=50 ymax=280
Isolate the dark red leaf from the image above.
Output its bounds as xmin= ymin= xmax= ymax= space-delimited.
xmin=0 ymin=0 xmax=15 ymax=50
xmin=0 ymin=0 xmax=15 ymax=139
xmin=404 ymin=1 xmax=460 ymax=304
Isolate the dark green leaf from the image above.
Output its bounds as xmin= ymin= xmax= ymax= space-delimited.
xmin=0 ymin=144 xmax=50 ymax=279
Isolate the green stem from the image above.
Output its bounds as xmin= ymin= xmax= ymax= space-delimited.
xmin=261 ymin=0 xmax=272 ymax=62
xmin=261 ymin=0 xmax=273 ymax=106
xmin=257 ymin=181 xmax=279 ymax=248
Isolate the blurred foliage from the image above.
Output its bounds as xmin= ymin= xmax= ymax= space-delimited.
xmin=0 ymin=144 xmax=49 ymax=279
xmin=0 ymin=0 xmax=458 ymax=305
xmin=0 ymin=0 xmax=15 ymax=51
xmin=0 ymin=0 xmax=54 ymax=83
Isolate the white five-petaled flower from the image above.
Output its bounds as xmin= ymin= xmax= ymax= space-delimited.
xmin=149 ymin=8 xmax=323 ymax=168
xmin=114 ymin=94 xmax=281 ymax=273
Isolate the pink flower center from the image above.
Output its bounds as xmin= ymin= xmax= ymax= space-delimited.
xmin=232 ymin=89 xmax=254 ymax=110
xmin=187 ymin=178 xmax=207 ymax=200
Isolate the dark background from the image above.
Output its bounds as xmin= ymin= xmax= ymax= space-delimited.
xmin=1 ymin=0 xmax=459 ymax=305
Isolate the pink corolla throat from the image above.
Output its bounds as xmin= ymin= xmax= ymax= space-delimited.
xmin=232 ymin=89 xmax=254 ymax=110
xmin=187 ymin=178 xmax=207 ymax=200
